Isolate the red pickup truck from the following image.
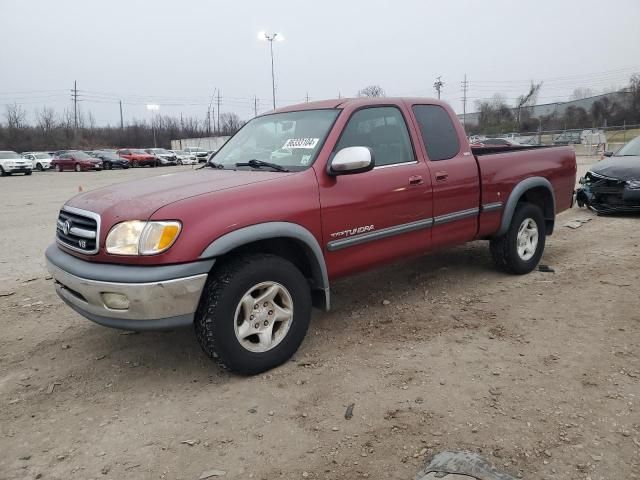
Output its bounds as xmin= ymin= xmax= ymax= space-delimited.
xmin=46 ymin=98 xmax=576 ymax=374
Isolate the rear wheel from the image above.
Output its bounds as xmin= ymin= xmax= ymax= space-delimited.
xmin=177 ymin=159 xmax=183 ymax=165
xmin=74 ymin=163 xmax=81 ymax=172
xmin=490 ymin=203 xmax=546 ymax=274
xmin=36 ymin=163 xmax=44 ymax=171
xmin=55 ymin=164 xmax=62 ymax=172
xmin=195 ymin=254 xmax=312 ymax=375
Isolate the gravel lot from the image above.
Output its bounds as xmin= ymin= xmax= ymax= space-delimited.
xmin=0 ymin=159 xmax=638 ymax=480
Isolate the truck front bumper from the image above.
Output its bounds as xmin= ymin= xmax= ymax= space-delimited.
xmin=45 ymin=244 xmax=214 ymax=330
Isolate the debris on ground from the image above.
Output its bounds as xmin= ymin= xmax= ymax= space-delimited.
xmin=538 ymin=264 xmax=555 ymax=273
xmin=0 ymin=290 xmax=15 ymax=297
xmin=199 ymin=469 xmax=226 ymax=479
xmin=345 ymin=403 xmax=355 ymax=420
xmin=46 ymin=382 xmax=62 ymax=394
xmin=564 ymin=217 xmax=592 ymax=229
xmin=416 ymin=451 xmax=517 ymax=480
xmin=181 ymin=439 xmax=199 ymax=446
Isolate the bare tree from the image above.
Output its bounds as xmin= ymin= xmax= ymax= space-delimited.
xmin=357 ymin=85 xmax=386 ymax=98
xmin=37 ymin=107 xmax=57 ymax=133
xmin=218 ymin=113 xmax=243 ymax=135
xmin=569 ymin=88 xmax=593 ymax=101
xmin=515 ymin=82 xmax=542 ymax=128
xmin=5 ymin=103 xmax=27 ymax=129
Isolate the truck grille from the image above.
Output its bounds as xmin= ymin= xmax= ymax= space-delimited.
xmin=56 ymin=207 xmax=100 ymax=254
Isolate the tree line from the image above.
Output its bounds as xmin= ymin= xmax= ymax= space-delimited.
xmin=470 ymin=74 xmax=640 ymax=134
xmin=0 ymin=105 xmax=244 ymax=153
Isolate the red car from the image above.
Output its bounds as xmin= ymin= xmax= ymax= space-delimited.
xmin=116 ymin=149 xmax=157 ymax=167
xmin=46 ymin=97 xmax=576 ymax=374
xmin=51 ymin=151 xmax=103 ymax=172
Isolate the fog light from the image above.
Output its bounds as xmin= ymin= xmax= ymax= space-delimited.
xmin=101 ymin=292 xmax=130 ymax=310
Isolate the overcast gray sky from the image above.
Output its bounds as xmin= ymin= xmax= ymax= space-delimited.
xmin=1 ymin=0 xmax=639 ymax=126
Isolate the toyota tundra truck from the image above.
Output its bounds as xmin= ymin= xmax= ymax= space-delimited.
xmin=45 ymin=98 xmax=576 ymax=374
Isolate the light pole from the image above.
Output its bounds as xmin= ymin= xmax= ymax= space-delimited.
xmin=258 ymin=31 xmax=284 ymax=109
xmin=146 ymin=104 xmax=159 ymax=147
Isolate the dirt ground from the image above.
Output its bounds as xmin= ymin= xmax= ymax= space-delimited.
xmin=1 ymin=158 xmax=638 ymax=480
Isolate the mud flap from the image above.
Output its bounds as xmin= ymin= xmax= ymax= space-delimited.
xmin=415 ymin=451 xmax=517 ymax=480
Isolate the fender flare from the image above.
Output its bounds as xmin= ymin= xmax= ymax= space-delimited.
xmin=199 ymin=222 xmax=330 ymax=310
xmin=496 ymin=176 xmax=556 ymax=237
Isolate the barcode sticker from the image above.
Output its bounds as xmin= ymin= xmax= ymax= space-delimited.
xmin=282 ymin=138 xmax=319 ymax=149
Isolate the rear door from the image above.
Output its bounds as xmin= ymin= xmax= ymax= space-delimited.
xmin=59 ymin=153 xmax=72 ymax=170
xmin=317 ymin=104 xmax=433 ymax=279
xmin=411 ymin=103 xmax=480 ymax=248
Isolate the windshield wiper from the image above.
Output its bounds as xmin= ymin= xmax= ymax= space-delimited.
xmin=235 ymin=159 xmax=289 ymax=172
xmin=197 ymin=161 xmax=225 ymax=170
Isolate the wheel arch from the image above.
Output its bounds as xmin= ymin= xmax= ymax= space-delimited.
xmin=496 ymin=177 xmax=556 ymax=237
xmin=200 ymin=222 xmax=330 ymax=311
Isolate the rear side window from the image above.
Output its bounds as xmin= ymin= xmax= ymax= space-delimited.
xmin=412 ymin=105 xmax=460 ymax=161
xmin=335 ymin=106 xmax=415 ymax=167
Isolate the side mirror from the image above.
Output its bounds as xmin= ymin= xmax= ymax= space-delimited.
xmin=603 ymin=151 xmax=614 ymax=157
xmin=328 ymin=146 xmax=374 ymax=176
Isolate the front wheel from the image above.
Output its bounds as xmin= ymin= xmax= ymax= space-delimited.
xmin=0 ymin=166 xmax=6 ymax=177
xmin=55 ymin=164 xmax=62 ymax=172
xmin=25 ymin=170 xmax=32 ymax=176
xmin=74 ymin=163 xmax=81 ymax=172
xmin=195 ymin=254 xmax=312 ymax=375
xmin=490 ymin=203 xmax=546 ymax=274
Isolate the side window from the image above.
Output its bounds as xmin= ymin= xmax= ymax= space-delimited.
xmin=412 ymin=105 xmax=460 ymax=161
xmin=335 ymin=106 xmax=415 ymax=167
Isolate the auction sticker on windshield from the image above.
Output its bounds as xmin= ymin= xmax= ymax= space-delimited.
xmin=283 ymin=138 xmax=319 ymax=149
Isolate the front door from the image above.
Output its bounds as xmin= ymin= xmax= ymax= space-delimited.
xmin=317 ymin=105 xmax=433 ymax=279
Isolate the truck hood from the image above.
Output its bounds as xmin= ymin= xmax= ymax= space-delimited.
xmin=66 ymin=169 xmax=293 ymax=222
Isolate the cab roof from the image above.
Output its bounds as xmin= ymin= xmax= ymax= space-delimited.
xmin=272 ymin=97 xmax=448 ymax=114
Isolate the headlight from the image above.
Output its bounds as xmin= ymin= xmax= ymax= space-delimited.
xmin=627 ymin=180 xmax=640 ymax=189
xmin=106 ymin=221 xmax=181 ymax=255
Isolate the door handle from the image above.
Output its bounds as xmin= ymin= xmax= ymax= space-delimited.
xmin=409 ymin=175 xmax=423 ymax=186
xmin=435 ymin=171 xmax=449 ymax=182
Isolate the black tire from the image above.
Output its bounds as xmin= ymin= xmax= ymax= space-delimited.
xmin=490 ymin=203 xmax=546 ymax=274
xmin=105 ymin=162 xmax=112 ymax=170
xmin=25 ymin=170 xmax=32 ymax=176
xmin=74 ymin=163 xmax=81 ymax=172
xmin=55 ymin=164 xmax=62 ymax=172
xmin=177 ymin=160 xmax=183 ymax=165
xmin=0 ymin=166 xmax=6 ymax=177
xmin=36 ymin=163 xmax=43 ymax=171
xmin=195 ymin=254 xmax=312 ymax=375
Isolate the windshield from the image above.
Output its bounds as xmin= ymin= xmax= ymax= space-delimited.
xmin=213 ymin=109 xmax=339 ymax=170
xmin=616 ymin=136 xmax=640 ymax=156
xmin=0 ymin=151 xmax=20 ymax=159
xmin=34 ymin=153 xmax=52 ymax=159
xmin=71 ymin=151 xmax=93 ymax=160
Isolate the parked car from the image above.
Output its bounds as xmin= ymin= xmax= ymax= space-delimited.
xmin=144 ymin=148 xmax=178 ymax=166
xmin=45 ymin=97 xmax=576 ymax=374
xmin=0 ymin=151 xmax=32 ymax=176
xmin=553 ymin=131 xmax=582 ymax=145
xmin=116 ymin=149 xmax=157 ymax=167
xmin=183 ymin=146 xmax=210 ymax=162
xmin=22 ymin=151 xmax=53 ymax=171
xmin=170 ymin=150 xmax=198 ymax=165
xmin=576 ymin=135 xmax=640 ymax=213
xmin=94 ymin=151 xmax=130 ymax=170
xmin=471 ymin=137 xmax=522 ymax=147
xmin=51 ymin=150 xmax=103 ymax=172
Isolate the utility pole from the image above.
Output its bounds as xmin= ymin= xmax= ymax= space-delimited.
xmin=434 ymin=76 xmax=444 ymax=99
xmin=253 ymin=96 xmax=258 ymax=117
xmin=206 ymin=106 xmax=211 ymax=135
xmin=258 ymin=32 xmax=283 ymax=109
xmin=71 ymin=81 xmax=79 ymax=131
xmin=305 ymin=92 xmax=310 ymax=102
xmin=461 ymin=74 xmax=469 ymax=129
xmin=216 ymin=91 xmax=221 ymax=135
xmin=119 ymin=100 xmax=124 ymax=130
